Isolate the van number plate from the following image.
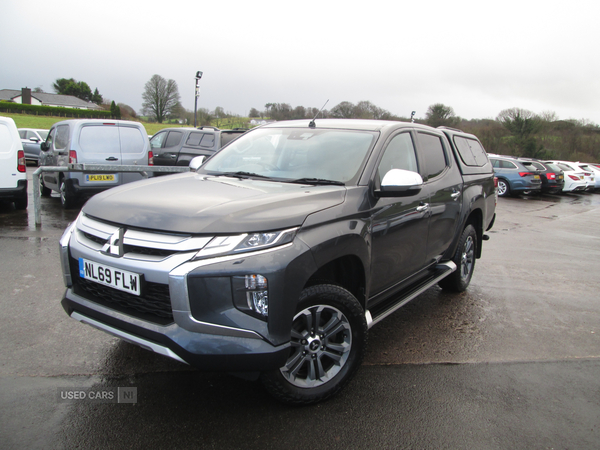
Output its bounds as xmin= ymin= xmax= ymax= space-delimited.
xmin=86 ymin=174 xmax=115 ymax=182
xmin=78 ymin=258 xmax=141 ymax=296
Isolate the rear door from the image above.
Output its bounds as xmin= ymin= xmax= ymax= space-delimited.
xmin=76 ymin=122 xmax=122 ymax=189
xmin=416 ymin=131 xmax=463 ymax=265
xmin=0 ymin=119 xmax=23 ymax=189
xmin=118 ymin=124 xmax=149 ymax=183
xmin=151 ymin=130 xmax=184 ymax=166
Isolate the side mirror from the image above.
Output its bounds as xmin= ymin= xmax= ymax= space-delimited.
xmin=189 ymin=155 xmax=206 ymax=171
xmin=376 ymin=169 xmax=423 ymax=197
xmin=40 ymin=142 xmax=49 ymax=151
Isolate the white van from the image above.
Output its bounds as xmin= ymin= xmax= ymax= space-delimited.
xmin=39 ymin=119 xmax=151 ymax=208
xmin=0 ymin=116 xmax=28 ymax=210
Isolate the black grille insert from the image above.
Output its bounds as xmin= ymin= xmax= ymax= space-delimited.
xmin=70 ymin=257 xmax=173 ymax=325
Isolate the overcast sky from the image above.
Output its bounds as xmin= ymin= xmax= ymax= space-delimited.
xmin=2 ymin=0 xmax=600 ymax=124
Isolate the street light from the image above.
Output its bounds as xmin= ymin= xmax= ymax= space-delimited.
xmin=194 ymin=71 xmax=203 ymax=127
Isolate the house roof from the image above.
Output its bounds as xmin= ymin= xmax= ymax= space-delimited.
xmin=0 ymin=89 xmax=102 ymax=110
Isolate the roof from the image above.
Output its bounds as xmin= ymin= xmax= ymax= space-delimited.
xmin=0 ymin=89 xmax=102 ymax=110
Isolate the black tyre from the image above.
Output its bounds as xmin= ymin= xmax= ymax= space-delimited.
xmin=14 ymin=197 xmax=27 ymax=210
xmin=261 ymin=284 xmax=367 ymax=405
xmin=39 ymin=178 xmax=51 ymax=197
xmin=497 ymin=179 xmax=510 ymax=197
xmin=439 ymin=224 xmax=477 ymax=292
xmin=59 ymin=179 xmax=76 ymax=209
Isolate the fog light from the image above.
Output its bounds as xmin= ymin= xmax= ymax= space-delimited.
xmin=244 ymin=274 xmax=268 ymax=317
xmin=247 ymin=291 xmax=269 ymax=317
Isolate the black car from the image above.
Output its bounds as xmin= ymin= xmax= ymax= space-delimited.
xmin=150 ymin=126 xmax=246 ymax=169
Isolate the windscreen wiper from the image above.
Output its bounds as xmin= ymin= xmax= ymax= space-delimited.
xmin=217 ymin=171 xmax=271 ymax=179
xmin=286 ymin=177 xmax=345 ymax=186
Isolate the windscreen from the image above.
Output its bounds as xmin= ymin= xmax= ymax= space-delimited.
xmin=202 ymin=127 xmax=376 ymax=184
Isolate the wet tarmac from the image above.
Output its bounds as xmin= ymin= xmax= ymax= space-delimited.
xmin=1 ymin=166 xmax=599 ymax=449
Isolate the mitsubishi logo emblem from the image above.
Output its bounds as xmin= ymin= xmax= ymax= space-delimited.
xmin=101 ymin=228 xmax=124 ymax=257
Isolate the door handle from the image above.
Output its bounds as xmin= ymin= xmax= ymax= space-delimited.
xmin=451 ymin=191 xmax=461 ymax=199
xmin=416 ymin=202 xmax=429 ymax=212
xmin=105 ymin=157 xmax=119 ymax=161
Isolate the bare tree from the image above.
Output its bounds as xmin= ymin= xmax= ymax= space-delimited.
xmin=141 ymin=74 xmax=181 ymax=123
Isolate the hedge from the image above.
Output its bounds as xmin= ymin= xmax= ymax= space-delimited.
xmin=0 ymin=101 xmax=111 ymax=119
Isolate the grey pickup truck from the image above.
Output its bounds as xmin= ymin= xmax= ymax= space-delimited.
xmin=59 ymin=119 xmax=496 ymax=404
xmin=150 ymin=126 xmax=246 ymax=168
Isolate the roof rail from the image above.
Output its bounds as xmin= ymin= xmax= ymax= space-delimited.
xmin=198 ymin=126 xmax=219 ymax=131
xmin=436 ymin=126 xmax=464 ymax=132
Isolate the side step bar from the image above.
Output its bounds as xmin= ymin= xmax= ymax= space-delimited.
xmin=365 ymin=261 xmax=456 ymax=329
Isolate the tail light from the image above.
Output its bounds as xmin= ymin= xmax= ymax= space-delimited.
xmin=583 ymin=172 xmax=591 ymax=176
xmin=17 ymin=150 xmax=26 ymax=172
xmin=494 ymin=176 xmax=498 ymax=188
xmin=148 ymin=150 xmax=154 ymax=166
xmin=568 ymin=174 xmax=580 ymax=181
xmin=518 ymin=172 xmax=534 ymax=177
xmin=547 ymin=173 xmax=556 ymax=180
xmin=69 ymin=150 xmax=77 ymax=164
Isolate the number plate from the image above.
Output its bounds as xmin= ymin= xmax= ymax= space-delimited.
xmin=533 ymin=175 xmax=540 ymax=179
xmin=78 ymin=258 xmax=141 ymax=295
xmin=86 ymin=174 xmax=115 ymax=182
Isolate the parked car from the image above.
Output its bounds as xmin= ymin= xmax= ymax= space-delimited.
xmin=488 ymin=155 xmax=542 ymax=197
xmin=576 ymin=163 xmax=600 ymax=191
xmin=545 ymin=160 xmax=594 ymax=192
xmin=59 ymin=119 xmax=496 ymax=404
xmin=18 ymin=128 xmax=49 ymax=165
xmin=516 ymin=158 xmax=564 ymax=194
xmin=39 ymin=119 xmax=152 ymax=208
xmin=151 ymin=126 xmax=246 ymax=170
xmin=0 ymin=116 xmax=27 ymax=209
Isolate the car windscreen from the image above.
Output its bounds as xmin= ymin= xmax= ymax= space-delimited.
xmin=201 ymin=127 xmax=377 ymax=184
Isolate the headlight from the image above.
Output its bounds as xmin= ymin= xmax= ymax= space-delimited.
xmin=192 ymin=228 xmax=297 ymax=260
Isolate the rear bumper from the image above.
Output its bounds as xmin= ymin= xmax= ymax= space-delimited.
xmin=0 ymin=179 xmax=27 ymax=201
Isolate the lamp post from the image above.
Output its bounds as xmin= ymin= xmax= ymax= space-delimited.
xmin=194 ymin=71 xmax=203 ymax=127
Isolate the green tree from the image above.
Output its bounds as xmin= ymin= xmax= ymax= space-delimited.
xmin=53 ymin=78 xmax=103 ymax=104
xmin=496 ymin=108 xmax=543 ymax=157
xmin=425 ymin=103 xmax=460 ymax=128
xmin=249 ymin=107 xmax=260 ymax=118
xmin=141 ymin=74 xmax=181 ymax=124
xmin=110 ymin=101 xmax=121 ymax=119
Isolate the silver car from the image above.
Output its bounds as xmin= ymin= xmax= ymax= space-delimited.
xmin=39 ymin=119 xmax=151 ymax=208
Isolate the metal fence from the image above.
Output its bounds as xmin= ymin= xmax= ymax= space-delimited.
xmin=32 ymin=164 xmax=191 ymax=226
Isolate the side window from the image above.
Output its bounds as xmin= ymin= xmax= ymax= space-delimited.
xmin=119 ymin=127 xmax=146 ymax=154
xmin=165 ymin=131 xmax=183 ymax=148
xmin=499 ymin=160 xmax=517 ymax=169
xmin=186 ymin=132 xmax=205 ymax=146
xmin=54 ymin=125 xmax=70 ymax=151
xmin=149 ymin=131 xmax=167 ymax=150
xmin=377 ymin=132 xmax=418 ymax=182
xmin=200 ymin=133 xmax=215 ymax=148
xmin=19 ymin=130 xmax=27 ymax=139
xmin=418 ymin=132 xmax=448 ymax=180
xmin=490 ymin=159 xmax=500 ymax=168
xmin=453 ymin=136 xmax=488 ymax=167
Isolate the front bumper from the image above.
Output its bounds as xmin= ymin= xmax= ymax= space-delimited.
xmin=59 ymin=217 xmax=315 ymax=372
